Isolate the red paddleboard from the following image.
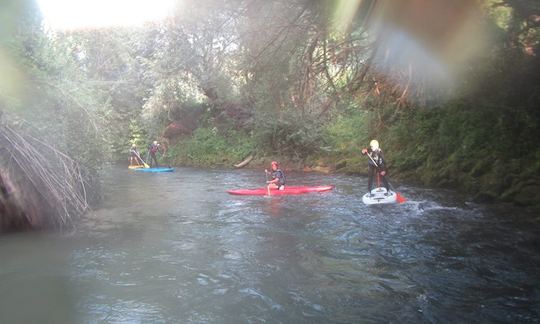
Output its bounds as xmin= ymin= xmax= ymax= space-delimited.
xmin=227 ymin=185 xmax=334 ymax=196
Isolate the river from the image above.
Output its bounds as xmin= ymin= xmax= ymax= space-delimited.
xmin=1 ymin=166 xmax=539 ymax=323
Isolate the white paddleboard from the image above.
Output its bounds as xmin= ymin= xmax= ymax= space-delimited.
xmin=362 ymin=187 xmax=398 ymax=205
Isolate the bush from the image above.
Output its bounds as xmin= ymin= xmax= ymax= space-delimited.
xmin=324 ymin=108 xmax=369 ymax=155
xmin=167 ymin=127 xmax=254 ymax=167
xmin=253 ymin=108 xmax=326 ymax=158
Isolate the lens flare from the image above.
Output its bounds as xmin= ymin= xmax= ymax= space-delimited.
xmin=333 ymin=0 xmax=489 ymax=101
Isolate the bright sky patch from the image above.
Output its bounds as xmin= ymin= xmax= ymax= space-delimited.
xmin=37 ymin=0 xmax=176 ymax=30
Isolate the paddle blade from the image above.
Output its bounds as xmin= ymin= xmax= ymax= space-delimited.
xmin=144 ymin=163 xmax=150 ymax=168
xmin=396 ymin=192 xmax=407 ymax=203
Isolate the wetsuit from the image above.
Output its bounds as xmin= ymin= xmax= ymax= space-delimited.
xmin=148 ymin=144 xmax=160 ymax=167
xmin=366 ymin=148 xmax=390 ymax=194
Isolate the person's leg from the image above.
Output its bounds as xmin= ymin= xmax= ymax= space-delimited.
xmin=268 ymin=183 xmax=279 ymax=189
xmin=367 ymin=165 xmax=374 ymax=195
xmin=381 ymin=174 xmax=391 ymax=194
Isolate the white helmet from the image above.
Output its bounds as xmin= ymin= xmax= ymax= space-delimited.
xmin=369 ymin=139 xmax=379 ymax=151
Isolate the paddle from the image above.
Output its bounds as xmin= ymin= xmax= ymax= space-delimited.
xmin=134 ymin=151 xmax=150 ymax=168
xmin=146 ymin=150 xmax=151 ymax=167
xmin=365 ymin=152 xmax=406 ymax=203
xmin=265 ymin=169 xmax=271 ymax=196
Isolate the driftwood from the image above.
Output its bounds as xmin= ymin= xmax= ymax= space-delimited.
xmin=234 ymin=154 xmax=253 ymax=168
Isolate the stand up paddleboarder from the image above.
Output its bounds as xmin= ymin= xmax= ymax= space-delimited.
xmin=148 ymin=141 xmax=162 ymax=168
xmin=361 ymin=140 xmax=391 ymax=196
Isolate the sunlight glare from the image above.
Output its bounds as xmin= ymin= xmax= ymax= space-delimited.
xmin=37 ymin=0 xmax=176 ymax=30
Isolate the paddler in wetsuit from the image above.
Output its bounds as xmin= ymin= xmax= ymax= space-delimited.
xmin=129 ymin=144 xmax=141 ymax=166
xmin=148 ymin=141 xmax=161 ymax=168
xmin=265 ymin=161 xmax=285 ymax=190
xmin=361 ymin=139 xmax=391 ymax=196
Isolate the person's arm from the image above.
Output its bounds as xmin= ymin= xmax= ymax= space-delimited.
xmin=267 ymin=177 xmax=279 ymax=184
xmin=361 ymin=147 xmax=374 ymax=155
xmin=264 ymin=169 xmax=271 ymax=183
xmin=266 ymin=172 xmax=279 ymax=184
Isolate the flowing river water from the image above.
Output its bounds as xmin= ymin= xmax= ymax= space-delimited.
xmin=1 ymin=166 xmax=539 ymax=323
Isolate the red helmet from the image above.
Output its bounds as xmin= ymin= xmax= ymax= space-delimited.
xmin=271 ymin=161 xmax=279 ymax=166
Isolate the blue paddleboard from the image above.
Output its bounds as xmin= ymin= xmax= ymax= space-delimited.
xmin=134 ymin=167 xmax=174 ymax=173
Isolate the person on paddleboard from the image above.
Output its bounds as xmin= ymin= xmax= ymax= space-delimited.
xmin=129 ymin=144 xmax=141 ymax=166
xmin=148 ymin=141 xmax=161 ymax=168
xmin=361 ymin=140 xmax=391 ymax=196
xmin=265 ymin=161 xmax=285 ymax=190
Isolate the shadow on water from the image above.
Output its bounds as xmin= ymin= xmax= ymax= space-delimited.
xmin=0 ymin=166 xmax=539 ymax=322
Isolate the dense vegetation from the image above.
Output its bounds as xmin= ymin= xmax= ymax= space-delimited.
xmin=1 ymin=0 xmax=539 ymax=230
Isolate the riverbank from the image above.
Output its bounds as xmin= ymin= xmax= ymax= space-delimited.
xmin=157 ymin=96 xmax=539 ymax=210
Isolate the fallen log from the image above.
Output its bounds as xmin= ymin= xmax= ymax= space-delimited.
xmin=234 ymin=155 xmax=253 ymax=168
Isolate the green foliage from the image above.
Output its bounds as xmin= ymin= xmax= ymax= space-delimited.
xmin=0 ymin=0 xmax=112 ymax=170
xmin=383 ymin=93 xmax=539 ymax=203
xmin=253 ymin=108 xmax=326 ymax=158
xmin=483 ymin=0 xmax=514 ymax=31
xmin=324 ymin=106 xmax=369 ymax=155
xmin=107 ymin=118 xmax=148 ymax=161
xmin=128 ymin=119 xmax=147 ymax=147
xmin=167 ymin=127 xmax=254 ymax=167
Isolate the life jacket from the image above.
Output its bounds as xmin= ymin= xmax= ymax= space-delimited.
xmin=149 ymin=144 xmax=159 ymax=154
xmin=272 ymin=169 xmax=286 ymax=186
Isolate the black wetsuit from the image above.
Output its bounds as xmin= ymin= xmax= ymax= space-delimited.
xmin=148 ymin=144 xmax=159 ymax=167
xmin=366 ymin=148 xmax=390 ymax=194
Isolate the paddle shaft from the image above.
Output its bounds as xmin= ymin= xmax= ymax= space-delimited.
xmin=265 ymin=170 xmax=271 ymax=195
xmin=133 ymin=151 xmax=150 ymax=168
